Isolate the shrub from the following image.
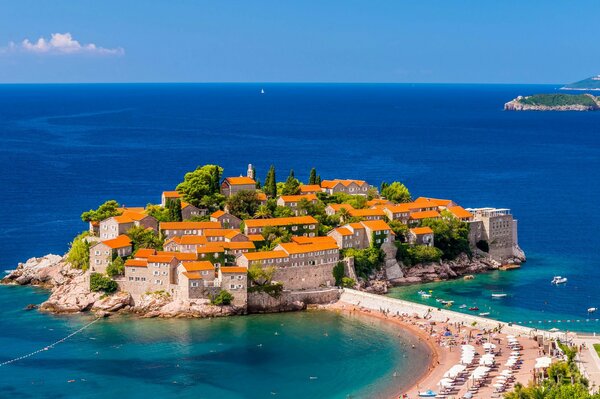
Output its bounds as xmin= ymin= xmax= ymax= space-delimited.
xmin=106 ymin=256 xmax=125 ymax=277
xmin=248 ymin=283 xmax=284 ymax=298
xmin=66 ymin=232 xmax=90 ymax=270
xmin=332 ymin=262 xmax=345 ymax=286
xmin=90 ymin=273 xmax=118 ymax=293
xmin=342 ymin=247 xmax=384 ymax=279
xmin=408 ymin=245 xmax=443 ymax=263
xmin=212 ymin=290 xmax=234 ymax=306
xmin=341 ymin=277 xmax=356 ymax=288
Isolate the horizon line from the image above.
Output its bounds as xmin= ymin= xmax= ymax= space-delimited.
xmin=0 ymin=81 xmax=567 ymax=86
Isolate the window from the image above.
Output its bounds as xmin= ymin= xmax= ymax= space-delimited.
xmin=291 ymin=226 xmax=298 ymax=231
xmin=95 ymin=259 xmax=100 ymax=264
xmin=153 ymin=271 xmax=159 ymax=276
xmin=230 ymin=284 xmax=236 ymax=289
xmin=94 ymin=250 xmax=100 ymax=255
xmin=128 ymin=277 xmax=133 ymax=281
xmin=230 ymin=275 xmax=235 ymax=280
xmin=237 ymin=275 xmax=243 ymax=280
xmin=202 ymin=270 xmax=208 ymax=275
xmin=191 ymin=282 xmax=199 ymax=287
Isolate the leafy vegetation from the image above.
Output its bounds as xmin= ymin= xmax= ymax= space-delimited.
xmin=342 ymin=247 xmax=384 ymax=279
xmin=595 ymin=344 xmax=600 ymax=358
xmin=145 ymin=199 xmax=183 ymax=223
xmin=248 ymin=283 xmax=284 ymax=298
xmin=126 ymin=225 xmax=163 ymax=251
xmin=421 ymin=211 xmax=470 ymax=260
xmin=66 ymin=232 xmax=90 ymax=270
xmin=106 ymin=256 xmax=125 ymax=277
xmin=264 ymin=165 xmax=277 ymax=198
xmin=519 ymin=94 xmax=599 ymax=108
xmin=260 ymin=226 xmax=291 ymax=250
xmin=81 ymin=200 xmax=121 ymax=223
xmin=211 ymin=290 xmax=234 ymax=305
xmin=395 ymin=242 xmax=442 ymax=266
xmin=341 ymin=277 xmax=356 ymax=288
xmin=247 ymin=263 xmax=276 ymax=286
xmin=176 ymin=164 xmax=225 ymax=210
xmin=332 ymin=262 xmax=345 ymax=286
xmin=380 ymin=181 xmax=412 ymax=203
xmin=563 ymin=76 xmax=600 ymax=90
xmin=90 ymin=273 xmax=118 ymax=293
xmin=226 ymin=190 xmax=261 ymax=219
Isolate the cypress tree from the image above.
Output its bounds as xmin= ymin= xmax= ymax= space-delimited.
xmin=256 ymin=178 xmax=262 ymax=189
xmin=289 ymin=169 xmax=295 ymax=179
xmin=316 ymin=175 xmax=322 ymax=185
xmin=265 ymin=165 xmax=277 ymax=198
xmin=309 ymin=168 xmax=317 ymax=185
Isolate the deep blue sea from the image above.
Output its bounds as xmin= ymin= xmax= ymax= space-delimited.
xmin=1 ymin=83 xmax=599 ymax=396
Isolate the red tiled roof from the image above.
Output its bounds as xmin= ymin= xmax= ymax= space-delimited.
xmin=147 ymin=255 xmax=176 ymax=263
xmin=410 ymin=227 xmax=434 ymax=235
xmin=244 ymin=216 xmax=317 ymax=228
xmin=125 ymin=259 xmax=148 ymax=267
xmin=162 ymin=191 xmax=181 ymax=198
xmin=101 ymin=234 xmax=131 ymax=249
xmin=278 ymin=194 xmax=318 ymax=203
xmin=242 ymin=251 xmax=288 ymax=261
xmin=224 ymin=177 xmax=256 ymax=185
xmin=181 ymin=261 xmax=215 ymax=272
xmin=448 ymin=206 xmax=473 ymax=219
xmin=160 ymin=221 xmax=221 ymax=230
xmin=220 ymin=266 xmax=248 ymax=273
xmin=409 ymin=210 xmax=441 ymax=220
xmin=360 ymin=220 xmax=392 ymax=231
xmin=134 ymin=248 xmax=156 ymax=258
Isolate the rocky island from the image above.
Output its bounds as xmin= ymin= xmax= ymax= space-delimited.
xmin=2 ymin=164 xmax=525 ymax=319
xmin=561 ymin=74 xmax=600 ymax=91
xmin=504 ymin=93 xmax=600 ymax=111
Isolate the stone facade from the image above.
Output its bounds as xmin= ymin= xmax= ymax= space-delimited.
xmin=217 ymin=267 xmax=248 ymax=307
xmin=320 ymin=179 xmax=371 ymax=196
xmin=220 ymin=177 xmax=256 ymax=197
xmin=210 ymin=211 xmax=242 ymax=230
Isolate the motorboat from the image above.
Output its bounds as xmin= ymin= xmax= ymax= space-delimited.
xmin=418 ymin=390 xmax=437 ymax=397
xmin=491 ymin=292 xmax=507 ymax=298
xmin=459 ymin=304 xmax=467 ymax=309
xmin=469 ymin=307 xmax=479 ymax=311
xmin=551 ymin=276 xmax=567 ymax=284
xmin=479 ymin=312 xmax=490 ymax=316
xmin=588 ymin=308 xmax=597 ymax=313
xmin=421 ymin=293 xmax=431 ymax=299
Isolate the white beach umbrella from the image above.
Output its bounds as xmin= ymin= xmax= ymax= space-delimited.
xmin=501 ymin=370 xmax=513 ymax=376
xmin=462 ymin=344 xmax=475 ymax=350
xmin=483 ymin=343 xmax=496 ymax=349
xmin=493 ymin=383 xmax=505 ymax=388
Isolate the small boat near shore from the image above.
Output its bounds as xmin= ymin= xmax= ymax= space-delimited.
xmin=479 ymin=312 xmax=490 ymax=316
xmin=468 ymin=307 xmax=479 ymax=311
xmin=588 ymin=307 xmax=597 ymax=313
xmin=459 ymin=304 xmax=467 ymax=309
xmin=551 ymin=276 xmax=567 ymax=284
xmin=491 ymin=292 xmax=507 ymax=298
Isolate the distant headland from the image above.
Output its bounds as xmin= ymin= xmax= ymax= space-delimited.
xmin=504 ymin=93 xmax=600 ymax=112
xmin=561 ymin=75 xmax=600 ymax=91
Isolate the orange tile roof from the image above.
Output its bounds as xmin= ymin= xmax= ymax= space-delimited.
xmin=277 ymin=240 xmax=338 ymax=254
xmin=157 ymin=251 xmax=197 ymax=261
xmin=134 ymin=248 xmax=156 ymax=258
xmin=367 ymin=199 xmax=391 ymax=207
xmin=220 ymin=266 xmax=248 ymax=274
xmin=113 ymin=214 xmax=135 ymax=224
xmin=290 ymin=236 xmax=334 ymax=244
xmin=180 ymin=201 xmax=196 ymax=209
xmin=101 ymin=234 xmax=132 ymax=249
xmin=196 ymin=245 xmax=226 ymax=254
xmin=415 ymin=197 xmax=453 ymax=207
xmin=348 ymin=208 xmax=385 ymax=217
xmin=448 ymin=206 xmax=473 ymax=219
xmin=160 ymin=221 xmax=221 ymax=230
xmin=242 ymin=251 xmax=288 ymax=261
xmin=327 ymin=203 xmax=354 ymax=212
xmin=162 ymin=191 xmax=181 ymax=198
xmin=211 ymin=210 xmax=225 ymax=218
xmin=278 ymin=194 xmax=318 ymax=203
xmin=332 ymin=227 xmax=353 ymax=236
xmin=349 ymin=222 xmax=365 ymax=230
xmin=222 ymin=241 xmax=255 ymax=250
xmin=300 ymin=184 xmax=321 ymax=193
xmin=244 ymin=216 xmax=318 ymax=228
xmin=165 ymin=235 xmax=208 ymax=246
xmin=383 ymin=203 xmax=412 ymax=213
xmin=247 ymin=234 xmax=265 ymax=241
xmin=321 ymin=179 xmax=367 ymax=188
xmin=117 ymin=207 xmax=146 ymax=213
xmin=147 ymin=255 xmax=176 ymax=263
xmin=182 ymin=271 xmax=203 ymax=279
xmin=125 ymin=259 xmax=148 ymax=267
xmin=204 ymin=229 xmax=243 ymax=238
xmin=410 ymin=227 xmax=434 ymax=235
xmin=409 ymin=210 xmax=441 ymax=220
xmin=181 ymin=261 xmax=215 ymax=272
xmin=360 ymin=220 xmax=392 ymax=231
xmin=224 ymin=176 xmax=256 ymax=185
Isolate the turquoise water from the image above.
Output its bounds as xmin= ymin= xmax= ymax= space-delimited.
xmin=0 ymin=286 xmax=429 ymax=398
xmin=388 ymin=252 xmax=600 ymax=334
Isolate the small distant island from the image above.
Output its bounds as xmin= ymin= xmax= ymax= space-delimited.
xmin=504 ymin=93 xmax=600 ymax=111
xmin=561 ymin=75 xmax=600 ymax=91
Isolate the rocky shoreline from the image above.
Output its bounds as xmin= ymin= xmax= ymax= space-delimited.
xmin=504 ymin=95 xmax=600 ymax=111
xmin=1 ymin=255 xmax=242 ymax=318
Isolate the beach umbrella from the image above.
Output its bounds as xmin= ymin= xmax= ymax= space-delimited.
xmin=483 ymin=343 xmax=496 ymax=349
xmin=462 ymin=345 xmax=475 ymax=350
xmin=493 ymin=383 xmax=505 ymax=389
xmin=549 ymin=328 xmax=560 ymax=332
xmin=501 ymin=370 xmax=513 ymax=376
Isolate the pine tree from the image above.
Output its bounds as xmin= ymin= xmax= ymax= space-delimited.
xmin=309 ymin=168 xmax=317 ymax=185
xmin=316 ymin=175 xmax=322 ymax=185
xmin=255 ymin=178 xmax=262 ymax=189
xmin=289 ymin=169 xmax=295 ymax=179
xmin=251 ymin=166 xmax=256 ymax=180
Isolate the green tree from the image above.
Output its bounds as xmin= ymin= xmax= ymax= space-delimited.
xmin=248 ymin=263 xmax=276 ymax=286
xmin=255 ymin=177 xmax=261 ymax=189
xmin=90 ymin=273 xmax=118 ymax=293
xmin=81 ymin=200 xmax=121 ymax=222
xmin=422 ymin=210 xmax=470 ymax=260
xmin=66 ymin=232 xmax=90 ymax=270
xmin=281 ymin=170 xmax=301 ymax=195
xmin=264 ymin=165 xmax=277 ymax=198
xmin=309 ymin=168 xmax=318 ymax=185
xmin=273 ymin=206 xmax=294 ymax=218
xmin=254 ymin=205 xmax=273 ymax=219
xmin=343 ymin=247 xmax=384 ymax=279
xmin=226 ymin=190 xmax=261 ymax=219
xmin=332 ymin=262 xmax=345 ymax=285
xmin=212 ymin=290 xmax=234 ymax=305
xmin=166 ymin=199 xmax=183 ymax=222
xmin=106 ymin=256 xmax=125 ymax=277
xmin=261 ymin=225 xmax=291 ymax=247
xmin=316 ymin=175 xmax=322 ymax=185
xmin=145 ymin=204 xmax=171 ymax=222
xmin=176 ymin=164 xmax=224 ymax=209
xmin=381 ymin=182 xmax=411 ymax=203
xmin=341 ymin=277 xmax=356 ymax=288
xmin=388 ymin=220 xmax=408 ymax=241
xmin=126 ymin=226 xmax=163 ymax=251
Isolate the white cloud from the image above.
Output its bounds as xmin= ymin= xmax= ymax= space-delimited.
xmin=3 ymin=33 xmax=124 ymax=56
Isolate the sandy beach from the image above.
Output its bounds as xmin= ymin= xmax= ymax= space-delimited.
xmin=326 ymin=300 xmax=547 ymax=399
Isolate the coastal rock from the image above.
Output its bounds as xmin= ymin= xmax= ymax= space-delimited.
xmin=40 ymin=271 xmax=101 ymax=313
xmin=133 ymin=292 xmax=240 ymax=318
xmin=91 ymin=291 xmax=132 ymax=313
xmin=2 ymin=254 xmax=65 ymax=288
xmin=390 ymin=253 xmax=499 ymax=286
xmin=504 ymin=94 xmax=600 ymax=111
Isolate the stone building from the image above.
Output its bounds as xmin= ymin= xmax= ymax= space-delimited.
xmin=328 ymin=220 xmax=393 ymax=249
xmin=243 ymin=215 xmax=318 ymax=236
xmin=217 ymin=267 xmax=248 ymax=307
xmin=276 ymin=194 xmax=318 ymax=215
xmin=89 ymin=234 xmax=132 ymax=274
xmin=408 ymin=227 xmax=434 ymax=247
xmin=160 ymin=221 xmax=222 ymax=238
xmin=220 ymin=177 xmax=256 ymax=197
xmin=210 ymin=210 xmax=242 ymax=230
xmin=467 ymin=207 xmax=519 ymax=261
xmin=320 ymin=179 xmax=371 ymax=196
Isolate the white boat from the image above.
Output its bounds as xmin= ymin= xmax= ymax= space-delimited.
xmin=479 ymin=312 xmax=490 ymax=316
xmin=551 ymin=276 xmax=567 ymax=284
xmin=491 ymin=292 xmax=507 ymax=298
xmin=459 ymin=304 xmax=467 ymax=309
xmin=260 ymin=88 xmax=265 ymax=94
xmin=588 ymin=308 xmax=597 ymax=313
xmin=421 ymin=294 xmax=432 ymax=299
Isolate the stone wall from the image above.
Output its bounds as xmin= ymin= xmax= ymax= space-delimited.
xmin=273 ymin=262 xmax=335 ymax=290
xmin=248 ymin=288 xmax=341 ymax=313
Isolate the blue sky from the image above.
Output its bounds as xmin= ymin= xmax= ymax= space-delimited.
xmin=0 ymin=1 xmax=598 ymax=84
